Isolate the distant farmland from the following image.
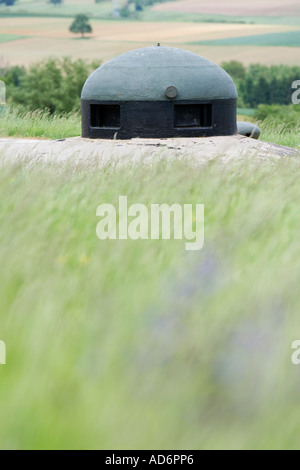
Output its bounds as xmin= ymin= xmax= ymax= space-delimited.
xmin=153 ymin=0 xmax=300 ymax=17
xmin=0 ymin=18 xmax=299 ymax=67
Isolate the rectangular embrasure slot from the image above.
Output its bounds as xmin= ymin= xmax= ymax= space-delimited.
xmin=174 ymin=104 xmax=212 ymax=128
xmin=91 ymin=104 xmax=121 ymax=128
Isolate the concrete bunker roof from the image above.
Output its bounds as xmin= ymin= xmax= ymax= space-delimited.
xmin=81 ymin=46 xmax=238 ymax=102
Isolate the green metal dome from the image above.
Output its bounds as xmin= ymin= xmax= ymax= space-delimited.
xmin=81 ymin=45 xmax=238 ymax=102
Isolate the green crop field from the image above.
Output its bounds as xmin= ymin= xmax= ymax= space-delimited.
xmin=190 ymin=30 xmax=300 ymax=47
xmin=0 ymin=33 xmax=28 ymax=43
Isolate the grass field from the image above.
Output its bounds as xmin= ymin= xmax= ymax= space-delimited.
xmin=0 ymin=34 xmax=27 ymax=43
xmin=0 ymin=108 xmax=299 ymax=148
xmin=0 ymin=108 xmax=81 ymax=140
xmin=190 ymin=30 xmax=300 ymax=47
xmin=0 ymin=17 xmax=299 ymax=67
xmin=0 ymin=132 xmax=300 ymax=449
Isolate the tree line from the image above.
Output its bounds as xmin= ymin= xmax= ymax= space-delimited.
xmin=118 ymin=0 xmax=166 ymax=16
xmin=0 ymin=58 xmax=299 ymax=115
xmin=1 ymin=0 xmax=166 ymax=8
xmin=0 ymin=0 xmax=62 ymax=4
xmin=221 ymin=61 xmax=300 ymax=108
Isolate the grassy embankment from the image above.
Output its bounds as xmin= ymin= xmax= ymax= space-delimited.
xmin=0 ymin=136 xmax=300 ymax=449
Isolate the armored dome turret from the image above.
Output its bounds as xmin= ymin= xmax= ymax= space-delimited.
xmin=81 ymin=45 xmax=238 ymax=139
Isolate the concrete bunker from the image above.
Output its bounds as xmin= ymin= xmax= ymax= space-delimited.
xmin=81 ymin=45 xmax=259 ymax=140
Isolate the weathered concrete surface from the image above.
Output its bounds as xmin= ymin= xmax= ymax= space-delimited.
xmin=0 ymin=135 xmax=298 ymax=168
xmin=81 ymin=46 xmax=238 ymax=102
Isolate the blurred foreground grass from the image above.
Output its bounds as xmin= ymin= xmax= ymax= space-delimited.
xmin=1 ymin=152 xmax=300 ymax=449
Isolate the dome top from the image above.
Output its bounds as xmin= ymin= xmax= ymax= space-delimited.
xmin=81 ymin=45 xmax=238 ymax=102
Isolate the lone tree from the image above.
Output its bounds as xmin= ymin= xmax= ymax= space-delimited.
xmin=69 ymin=15 xmax=92 ymax=39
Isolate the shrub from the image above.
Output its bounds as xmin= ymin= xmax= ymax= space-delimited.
xmin=255 ymin=104 xmax=300 ymax=126
xmin=2 ymin=57 xmax=99 ymax=114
